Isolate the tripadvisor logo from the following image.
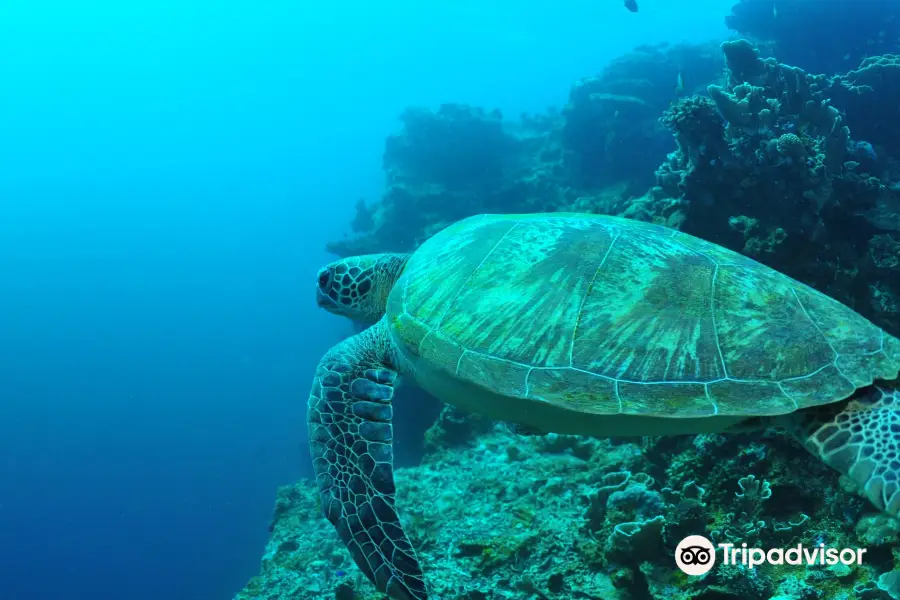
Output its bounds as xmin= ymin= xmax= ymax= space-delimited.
xmin=675 ymin=536 xmax=717 ymax=575
xmin=675 ymin=535 xmax=867 ymax=576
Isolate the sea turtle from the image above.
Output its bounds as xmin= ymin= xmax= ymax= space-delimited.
xmin=308 ymin=213 xmax=900 ymax=600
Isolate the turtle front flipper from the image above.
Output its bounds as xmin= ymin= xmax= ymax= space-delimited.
xmin=779 ymin=384 xmax=900 ymax=516
xmin=307 ymin=320 xmax=427 ymax=600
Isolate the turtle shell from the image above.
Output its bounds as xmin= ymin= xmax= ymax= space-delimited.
xmin=385 ymin=213 xmax=900 ymax=418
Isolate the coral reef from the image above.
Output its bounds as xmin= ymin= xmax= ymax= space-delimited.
xmin=235 ymin=419 xmax=900 ymax=600
xmin=724 ymin=0 xmax=900 ymax=76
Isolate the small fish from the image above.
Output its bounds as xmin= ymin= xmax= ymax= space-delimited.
xmin=675 ymin=70 xmax=685 ymax=94
xmin=773 ymin=2 xmax=778 ymax=19
xmin=624 ymin=0 xmax=638 ymax=12
xmin=335 ymin=570 xmax=347 ymax=577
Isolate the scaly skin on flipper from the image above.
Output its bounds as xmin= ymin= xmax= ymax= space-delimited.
xmin=307 ymin=320 xmax=427 ymax=600
xmin=779 ymin=384 xmax=900 ymax=516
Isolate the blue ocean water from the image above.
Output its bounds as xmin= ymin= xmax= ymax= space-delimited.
xmin=0 ymin=2 xmax=731 ymax=599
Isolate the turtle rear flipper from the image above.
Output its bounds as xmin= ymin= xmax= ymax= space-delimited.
xmin=781 ymin=384 xmax=900 ymax=515
xmin=307 ymin=320 xmax=428 ymax=600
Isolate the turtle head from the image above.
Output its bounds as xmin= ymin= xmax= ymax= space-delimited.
xmin=315 ymin=253 xmax=410 ymax=322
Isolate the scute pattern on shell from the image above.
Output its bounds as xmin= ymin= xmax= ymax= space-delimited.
xmin=387 ymin=213 xmax=900 ymax=418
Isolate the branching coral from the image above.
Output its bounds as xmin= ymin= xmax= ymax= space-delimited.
xmin=736 ymin=474 xmax=773 ymax=508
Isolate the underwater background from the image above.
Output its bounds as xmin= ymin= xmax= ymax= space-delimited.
xmin=3 ymin=1 xmax=900 ymax=600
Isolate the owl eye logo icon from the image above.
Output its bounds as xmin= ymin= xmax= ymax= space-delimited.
xmin=675 ymin=535 xmax=716 ymax=575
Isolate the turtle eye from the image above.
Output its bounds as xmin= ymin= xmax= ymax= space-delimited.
xmin=317 ymin=268 xmax=332 ymax=291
